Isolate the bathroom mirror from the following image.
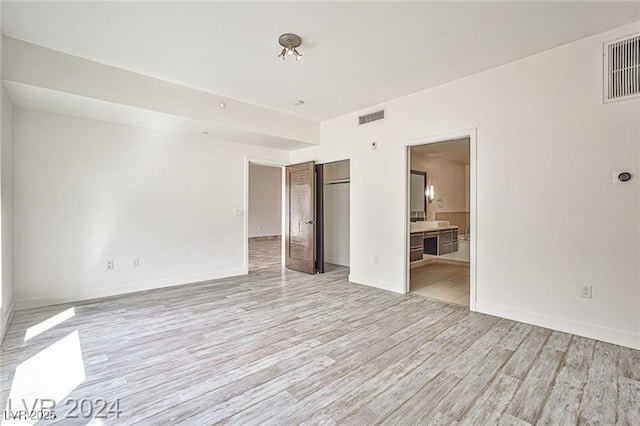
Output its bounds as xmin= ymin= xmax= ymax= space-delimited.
xmin=410 ymin=170 xmax=427 ymax=213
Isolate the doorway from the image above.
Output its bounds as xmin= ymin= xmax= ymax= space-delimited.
xmin=322 ymin=160 xmax=350 ymax=273
xmin=283 ymin=159 xmax=351 ymax=275
xmin=407 ymin=137 xmax=473 ymax=308
xmin=248 ymin=162 xmax=283 ymax=272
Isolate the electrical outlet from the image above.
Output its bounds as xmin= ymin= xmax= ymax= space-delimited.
xmin=106 ymin=260 xmax=114 ymax=270
xmin=133 ymin=258 xmax=140 ymax=268
xmin=372 ymin=141 xmax=378 ymax=150
xmin=580 ymin=285 xmax=592 ymax=299
xmin=373 ymin=256 xmax=379 ymax=264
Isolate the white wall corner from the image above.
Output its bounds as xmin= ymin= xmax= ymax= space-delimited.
xmin=348 ymin=274 xmax=404 ymax=294
xmin=325 ymin=256 xmax=349 ymax=267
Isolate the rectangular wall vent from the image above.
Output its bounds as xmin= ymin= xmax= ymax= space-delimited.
xmin=358 ymin=110 xmax=385 ymax=125
xmin=604 ymin=33 xmax=640 ymax=102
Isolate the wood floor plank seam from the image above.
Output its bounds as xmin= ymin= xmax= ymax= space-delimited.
xmin=453 ymin=346 xmax=517 ymax=423
xmin=323 ymin=309 xmax=472 ymax=424
xmin=502 ymin=326 xmax=554 ymax=424
xmin=294 ymin=309 xmax=468 ymax=421
xmin=532 ymin=334 xmax=575 ymax=424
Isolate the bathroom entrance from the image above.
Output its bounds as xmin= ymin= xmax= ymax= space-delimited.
xmin=407 ymin=137 xmax=472 ymax=307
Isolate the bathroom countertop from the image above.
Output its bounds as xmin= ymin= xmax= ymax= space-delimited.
xmin=410 ymin=224 xmax=459 ymax=233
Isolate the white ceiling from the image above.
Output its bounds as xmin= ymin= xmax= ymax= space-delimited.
xmin=4 ymin=81 xmax=313 ymax=151
xmin=3 ymin=2 xmax=639 ymax=121
xmin=412 ymin=137 xmax=470 ymax=165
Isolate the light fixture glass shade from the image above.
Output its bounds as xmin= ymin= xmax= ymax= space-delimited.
xmin=278 ymin=33 xmax=303 ymax=61
xmin=426 ymin=185 xmax=435 ymax=202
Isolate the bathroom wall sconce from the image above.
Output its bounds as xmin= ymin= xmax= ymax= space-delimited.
xmin=425 ymin=185 xmax=435 ymax=203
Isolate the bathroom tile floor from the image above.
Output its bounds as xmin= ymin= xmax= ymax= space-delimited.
xmin=410 ymin=263 xmax=470 ymax=307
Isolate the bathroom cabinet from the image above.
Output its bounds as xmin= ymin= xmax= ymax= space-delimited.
xmin=409 ymin=233 xmax=424 ymax=262
xmin=409 ymin=226 xmax=458 ymax=262
xmin=438 ymin=228 xmax=458 ymax=255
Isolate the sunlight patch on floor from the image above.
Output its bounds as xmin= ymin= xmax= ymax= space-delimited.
xmin=24 ymin=308 xmax=75 ymax=341
xmin=4 ymin=331 xmax=86 ymax=425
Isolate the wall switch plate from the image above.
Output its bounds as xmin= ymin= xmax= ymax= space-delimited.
xmin=235 ymin=209 xmax=244 ymax=216
xmin=373 ymin=256 xmax=379 ymax=264
xmin=106 ymin=260 xmax=114 ymax=270
xmin=580 ymin=285 xmax=592 ymax=299
xmin=133 ymin=258 xmax=140 ymax=268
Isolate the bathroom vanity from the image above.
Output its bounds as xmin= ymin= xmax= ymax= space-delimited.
xmin=409 ymin=222 xmax=459 ymax=262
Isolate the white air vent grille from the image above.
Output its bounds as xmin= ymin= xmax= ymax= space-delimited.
xmin=604 ymin=33 xmax=640 ymax=102
xmin=358 ymin=110 xmax=385 ymax=125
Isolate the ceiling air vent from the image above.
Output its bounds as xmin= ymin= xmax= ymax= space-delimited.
xmin=604 ymin=33 xmax=640 ymax=103
xmin=358 ymin=110 xmax=385 ymax=125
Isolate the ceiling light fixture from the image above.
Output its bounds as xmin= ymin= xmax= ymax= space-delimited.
xmin=278 ymin=33 xmax=303 ymax=61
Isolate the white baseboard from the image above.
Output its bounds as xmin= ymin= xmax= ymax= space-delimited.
xmin=1 ymin=302 xmax=16 ymax=345
xmin=248 ymin=235 xmax=281 ymax=241
xmin=348 ymin=274 xmax=403 ymax=294
xmin=476 ymin=301 xmax=640 ymax=350
xmin=410 ymin=258 xmax=437 ymax=269
xmin=15 ymin=268 xmax=248 ymax=311
xmin=325 ymin=256 xmax=349 ymax=267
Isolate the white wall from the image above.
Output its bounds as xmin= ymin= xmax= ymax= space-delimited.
xmin=0 ymin=3 xmax=16 ymax=342
xmin=436 ymin=158 xmax=465 ymax=213
xmin=248 ymin=164 xmax=282 ymax=238
xmin=1 ymin=84 xmax=14 ymax=339
xmin=464 ymin=165 xmax=470 ymax=213
xmin=13 ymin=108 xmax=289 ymax=309
xmin=292 ymin=22 xmax=640 ymax=349
xmin=411 ymin=153 xmax=466 ymax=219
xmin=324 ymin=160 xmax=350 ymax=266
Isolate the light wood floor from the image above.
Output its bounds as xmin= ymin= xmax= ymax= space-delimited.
xmin=1 ymin=242 xmax=639 ymax=424
xmin=249 ymin=236 xmax=282 ymax=271
xmin=410 ymin=263 xmax=470 ymax=307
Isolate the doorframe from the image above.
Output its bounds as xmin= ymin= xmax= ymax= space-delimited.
xmin=403 ymin=128 xmax=478 ymax=311
xmin=297 ymin=157 xmax=352 ymax=273
xmin=315 ymin=164 xmax=325 ymax=274
xmin=244 ymin=157 xmax=288 ymax=273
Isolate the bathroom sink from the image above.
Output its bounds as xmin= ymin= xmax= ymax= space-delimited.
xmin=409 ymin=220 xmax=451 ymax=232
xmin=422 ymin=220 xmax=450 ymax=227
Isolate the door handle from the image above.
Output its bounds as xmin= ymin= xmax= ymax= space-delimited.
xmin=306 ymin=220 xmax=315 ymax=225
